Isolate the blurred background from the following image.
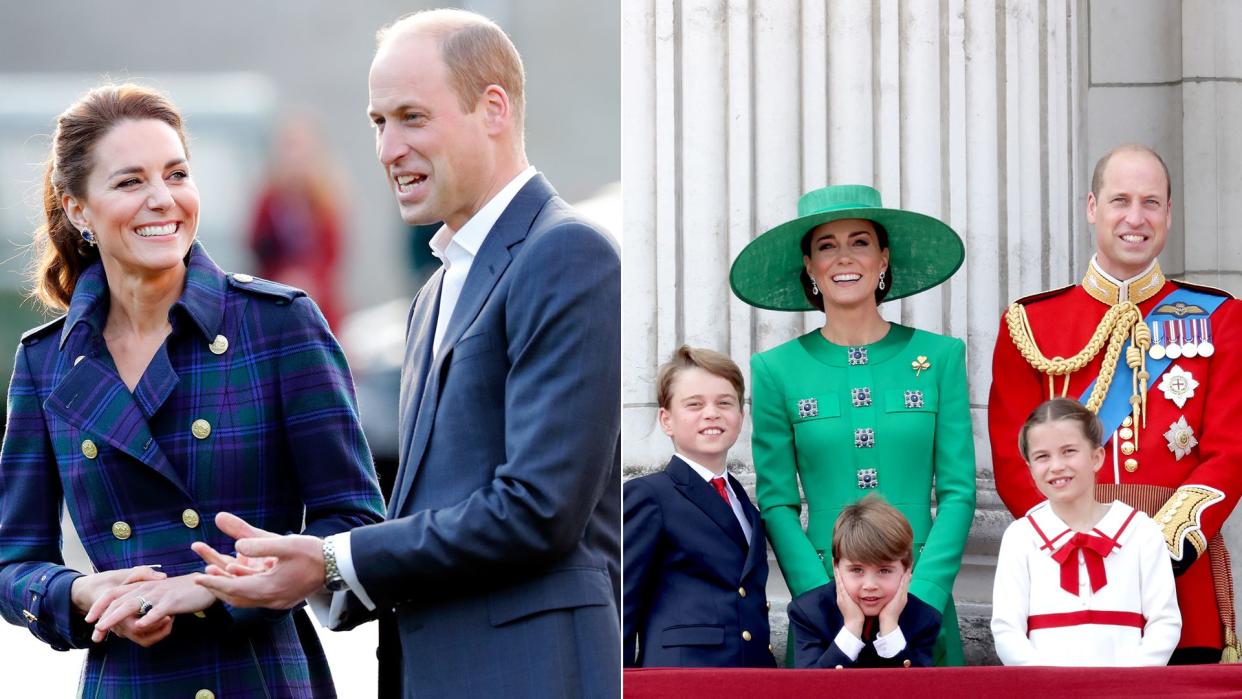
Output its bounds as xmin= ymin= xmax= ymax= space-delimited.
xmin=0 ymin=2 xmax=618 ymax=695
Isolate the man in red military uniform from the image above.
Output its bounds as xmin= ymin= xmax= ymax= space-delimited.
xmin=990 ymin=144 xmax=1242 ymax=664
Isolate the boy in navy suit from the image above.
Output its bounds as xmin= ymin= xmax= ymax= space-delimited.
xmin=787 ymin=495 xmax=941 ymax=668
xmin=623 ymin=346 xmax=776 ymax=668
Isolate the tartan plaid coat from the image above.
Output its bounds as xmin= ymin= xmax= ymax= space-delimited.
xmin=0 ymin=243 xmax=385 ymax=698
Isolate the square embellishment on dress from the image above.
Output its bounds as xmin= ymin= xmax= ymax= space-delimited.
xmin=857 ymin=468 xmax=878 ymax=489
xmin=847 ymin=347 xmax=869 ymax=366
xmin=851 ymin=387 xmax=872 ymax=408
xmin=797 ymin=398 xmax=818 ymax=419
xmin=904 ymin=390 xmax=924 ymax=409
xmin=854 ymin=428 xmax=875 ymax=448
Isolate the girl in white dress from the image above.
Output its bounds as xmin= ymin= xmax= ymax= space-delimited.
xmin=991 ymin=398 xmax=1180 ymax=666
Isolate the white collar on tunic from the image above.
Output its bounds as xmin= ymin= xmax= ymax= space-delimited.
xmin=1026 ymin=499 xmax=1137 ymax=554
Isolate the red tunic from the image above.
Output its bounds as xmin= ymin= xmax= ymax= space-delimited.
xmin=989 ymin=276 xmax=1242 ymax=651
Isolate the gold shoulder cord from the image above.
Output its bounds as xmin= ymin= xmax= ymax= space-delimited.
xmin=1006 ymin=301 xmax=1151 ymax=431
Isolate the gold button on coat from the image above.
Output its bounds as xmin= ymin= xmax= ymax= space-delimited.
xmin=1119 ymin=427 xmax=1134 ymax=440
xmin=112 ymin=521 xmax=132 ymax=540
xmin=182 ymin=509 xmax=201 ymax=528
xmin=232 ymin=273 xmax=254 ymax=283
xmin=737 ymin=587 xmax=746 ymax=598
xmin=1124 ymin=458 xmax=1139 ymax=473
xmin=81 ymin=439 xmax=98 ymax=459
xmin=208 ymin=335 xmax=229 ymax=355
xmin=191 ymin=419 xmax=212 ymax=440
xmin=741 ymin=630 xmax=752 ymax=641
xmin=1122 ymin=416 xmax=1134 ymax=428
xmin=1121 ymin=442 xmax=1136 ymax=455
xmin=195 ymin=690 xmax=216 ymax=699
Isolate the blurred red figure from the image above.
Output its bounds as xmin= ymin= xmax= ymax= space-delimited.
xmin=249 ymin=117 xmax=344 ymax=328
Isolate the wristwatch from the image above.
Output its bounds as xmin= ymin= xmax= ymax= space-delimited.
xmin=322 ymin=537 xmax=347 ymax=592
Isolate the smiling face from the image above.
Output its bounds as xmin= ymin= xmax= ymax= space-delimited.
xmin=835 ymin=557 xmax=906 ymax=617
xmin=63 ymin=118 xmax=198 ymax=279
xmin=1025 ymin=418 xmax=1105 ymax=507
xmin=1087 ymin=148 xmax=1171 ymax=280
xmin=803 ymin=218 xmax=890 ymax=312
xmin=368 ymin=29 xmax=495 ymax=231
xmin=658 ymin=367 xmax=742 ymax=473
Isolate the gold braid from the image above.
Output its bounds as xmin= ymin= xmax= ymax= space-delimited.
xmin=1006 ymin=301 xmax=1142 ymax=414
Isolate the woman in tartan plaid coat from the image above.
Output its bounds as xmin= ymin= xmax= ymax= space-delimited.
xmin=0 ymin=84 xmax=384 ymax=697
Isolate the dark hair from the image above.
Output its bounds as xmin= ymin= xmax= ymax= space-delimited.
xmin=1090 ymin=143 xmax=1171 ymax=200
xmin=1017 ymin=398 xmax=1104 ymax=461
xmin=798 ymin=220 xmax=893 ymax=311
xmin=831 ymin=494 xmax=913 ymax=569
xmin=30 ymin=83 xmax=189 ymax=311
xmin=655 ymin=345 xmax=745 ymax=410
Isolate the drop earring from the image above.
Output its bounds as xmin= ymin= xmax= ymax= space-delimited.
xmin=878 ymin=269 xmax=886 ymax=291
xmin=81 ymin=228 xmax=96 ymax=246
xmin=810 ymin=276 xmax=820 ymax=296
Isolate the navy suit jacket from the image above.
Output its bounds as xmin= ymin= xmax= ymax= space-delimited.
xmin=787 ymin=581 xmax=941 ymax=668
xmin=623 ymin=456 xmax=775 ymax=668
xmin=339 ymin=174 xmax=621 ymax=698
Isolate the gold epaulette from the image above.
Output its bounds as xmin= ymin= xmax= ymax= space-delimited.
xmin=1153 ymin=484 xmax=1225 ymax=561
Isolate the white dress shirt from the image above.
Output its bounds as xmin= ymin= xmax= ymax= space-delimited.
xmin=316 ymin=166 xmax=538 ymax=621
xmin=679 ymin=454 xmax=753 ymax=545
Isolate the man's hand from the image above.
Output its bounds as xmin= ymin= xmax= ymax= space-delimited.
xmin=86 ymin=574 xmax=216 ymax=645
xmin=192 ymin=512 xmax=327 ymax=609
xmin=879 ymin=569 xmax=911 ymax=636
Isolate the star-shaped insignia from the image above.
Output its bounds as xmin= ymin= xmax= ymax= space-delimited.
xmin=1164 ymin=416 xmax=1198 ymax=461
xmin=1157 ymin=365 xmax=1198 ymax=409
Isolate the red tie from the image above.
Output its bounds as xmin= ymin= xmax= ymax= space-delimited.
xmin=710 ymin=477 xmax=731 ymax=505
xmin=1050 ymin=532 xmax=1115 ymax=596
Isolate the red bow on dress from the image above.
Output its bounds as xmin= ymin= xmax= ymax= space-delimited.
xmin=1049 ymin=532 xmax=1115 ymax=596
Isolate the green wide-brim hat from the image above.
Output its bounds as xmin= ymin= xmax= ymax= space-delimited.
xmin=729 ymin=184 xmax=965 ymax=311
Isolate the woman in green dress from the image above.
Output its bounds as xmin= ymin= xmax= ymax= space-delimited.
xmin=730 ymin=185 xmax=976 ymax=665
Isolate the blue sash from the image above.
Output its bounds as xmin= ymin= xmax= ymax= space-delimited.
xmin=1080 ymin=288 xmax=1227 ymax=444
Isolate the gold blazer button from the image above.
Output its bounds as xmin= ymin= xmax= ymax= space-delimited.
xmin=208 ymin=335 xmax=229 ymax=355
xmin=232 ymin=273 xmax=254 ymax=283
xmin=191 ymin=419 xmax=212 ymax=440
xmin=81 ymin=439 xmax=98 ymax=459
xmin=182 ymin=509 xmax=201 ymax=528
xmin=112 ymin=521 xmax=132 ymax=540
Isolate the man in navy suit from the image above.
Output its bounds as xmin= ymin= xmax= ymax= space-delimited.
xmin=195 ymin=8 xmax=621 ymax=698
xmin=624 ymin=346 xmax=775 ymax=668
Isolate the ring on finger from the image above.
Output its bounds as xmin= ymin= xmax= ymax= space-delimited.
xmin=136 ymin=596 xmax=153 ymax=617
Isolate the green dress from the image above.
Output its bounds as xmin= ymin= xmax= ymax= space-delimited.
xmin=751 ymin=324 xmax=976 ymax=665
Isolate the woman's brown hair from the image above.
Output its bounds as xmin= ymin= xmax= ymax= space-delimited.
xmin=1017 ymin=397 xmax=1104 ymax=461
xmin=30 ymin=83 xmax=188 ymax=311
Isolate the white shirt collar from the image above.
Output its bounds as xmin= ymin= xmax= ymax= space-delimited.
xmin=677 ymin=453 xmax=728 ymax=481
xmin=428 ymin=166 xmax=538 ymax=267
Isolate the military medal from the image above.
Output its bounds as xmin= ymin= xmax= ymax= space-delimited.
xmin=1181 ymin=320 xmax=1198 ymax=358
xmin=1198 ymin=317 xmax=1215 ymax=357
xmin=1148 ymin=321 xmax=1166 ymax=360
xmin=1165 ymin=320 xmax=1182 ymax=359
xmin=1164 ymin=416 xmax=1197 ymax=460
xmin=1157 ymin=365 xmax=1198 ymax=409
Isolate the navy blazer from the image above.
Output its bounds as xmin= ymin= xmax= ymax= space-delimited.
xmin=787 ymin=580 xmax=941 ymax=668
xmin=623 ymin=456 xmax=775 ymax=668
xmin=338 ymin=174 xmax=621 ymax=697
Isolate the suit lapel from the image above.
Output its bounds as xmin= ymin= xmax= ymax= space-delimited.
xmin=735 ymin=476 xmax=766 ymax=577
xmin=44 ymin=356 xmax=187 ymax=498
xmin=390 ymin=271 xmax=443 ymax=517
xmin=391 ymin=176 xmax=554 ymax=517
xmin=668 ymin=457 xmax=748 ymax=551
